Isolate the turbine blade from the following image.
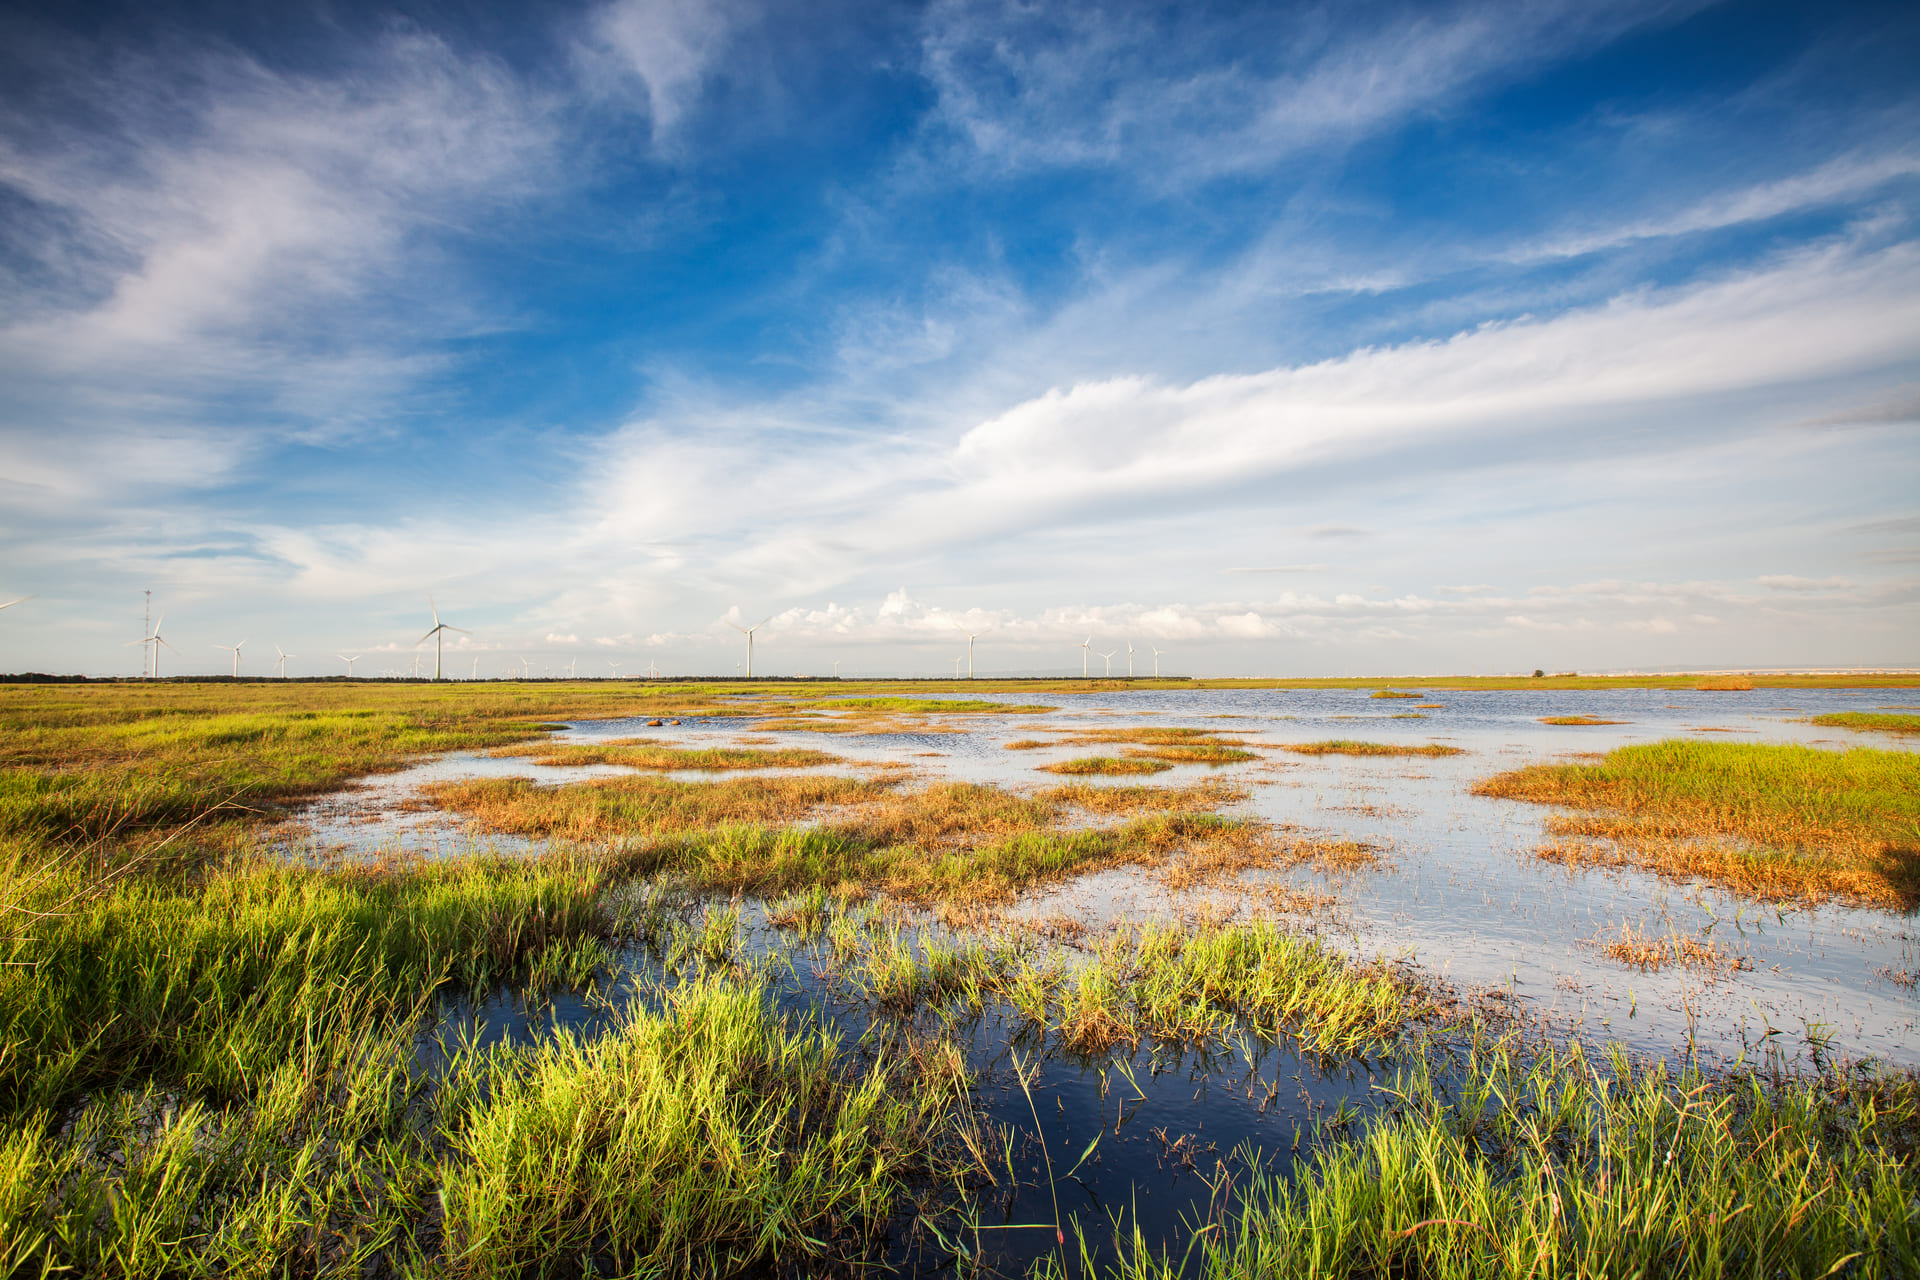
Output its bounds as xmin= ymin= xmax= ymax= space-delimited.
xmin=430 ymin=595 xmax=438 ymax=626
xmin=445 ymin=626 xmax=471 ymax=635
xmin=158 ymin=637 xmax=178 ymax=654
xmin=752 ymin=616 xmax=773 ymax=631
xmin=415 ymin=629 xmax=439 ymax=646
xmin=0 ymin=595 xmax=33 ymax=610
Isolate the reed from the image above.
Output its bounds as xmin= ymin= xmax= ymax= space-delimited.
xmin=1282 ymin=741 xmax=1464 ymax=757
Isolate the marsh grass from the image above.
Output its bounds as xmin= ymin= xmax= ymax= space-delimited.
xmin=1597 ymin=924 xmax=1749 ymax=977
xmin=1048 ymin=1040 xmax=1919 ymax=1280
xmin=1039 ymin=756 xmax=1173 ymax=776
xmin=1283 ymin=741 xmax=1465 ymax=758
xmin=1369 ymin=691 xmax=1421 ymax=699
xmin=1694 ymin=677 xmax=1756 ymax=691
xmin=1538 ymin=715 xmax=1626 ymax=726
xmin=1813 ymin=711 xmax=1920 ymax=736
xmin=492 ymin=740 xmax=842 ymax=770
xmin=1038 ymin=781 xmax=1248 ymax=814
xmin=425 ymin=772 xmax=890 ymax=842
xmin=1477 ymin=740 xmax=1920 ymax=907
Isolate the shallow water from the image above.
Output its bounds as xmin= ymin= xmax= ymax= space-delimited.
xmin=423 ymin=902 xmax=1416 ymax=1277
xmin=297 ymin=685 xmax=1919 ymax=1072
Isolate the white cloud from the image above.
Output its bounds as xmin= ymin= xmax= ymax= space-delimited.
xmin=583 ymin=0 xmax=749 ymax=142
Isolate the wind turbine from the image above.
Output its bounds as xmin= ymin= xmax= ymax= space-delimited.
xmin=1151 ymin=645 xmax=1166 ymax=677
xmin=726 ymin=614 xmax=773 ymax=678
xmin=832 ymin=660 xmax=840 ymax=678
xmin=1078 ymin=636 xmax=1093 ymax=677
xmin=213 ymin=637 xmax=248 ymax=678
xmin=566 ymin=658 xmax=578 ymax=679
xmin=471 ymin=656 xmax=479 ymax=680
xmin=416 ymin=597 xmax=470 ymax=681
xmin=952 ymin=655 xmax=964 ymax=677
xmin=410 ymin=650 xmax=422 ymax=679
xmin=518 ymin=656 xmax=533 ymax=679
xmin=952 ymin=620 xmax=992 ymax=678
xmin=275 ymin=646 xmax=295 ymax=678
xmin=339 ymin=654 xmax=360 ymax=677
xmin=1126 ymin=641 xmax=1135 ymax=678
xmin=647 ymin=659 xmax=660 ymax=679
xmin=1096 ymin=648 xmax=1117 ymax=677
xmin=128 ymin=614 xmax=176 ymax=677
xmin=608 ymin=658 xmax=623 ymax=678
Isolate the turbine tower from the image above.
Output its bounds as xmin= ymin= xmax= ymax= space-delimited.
xmin=952 ymin=655 xmax=964 ymax=677
xmin=647 ymin=659 xmax=660 ymax=678
xmin=416 ymin=597 xmax=470 ymax=682
xmin=1126 ymin=641 xmax=1135 ymax=678
xmin=128 ymin=614 xmax=175 ymax=677
xmin=213 ymin=637 xmax=248 ymax=678
xmin=1078 ymin=636 xmax=1092 ymax=678
xmin=608 ymin=658 xmax=623 ymax=678
xmin=1151 ymin=645 xmax=1165 ymax=677
xmin=1097 ymin=648 xmax=1116 ymax=677
xmin=339 ymin=654 xmax=360 ymax=677
xmin=275 ymin=646 xmax=295 ymax=678
xmin=566 ymin=658 xmax=578 ymax=679
xmin=726 ymin=614 xmax=773 ymax=679
xmin=952 ymin=620 xmax=992 ymax=678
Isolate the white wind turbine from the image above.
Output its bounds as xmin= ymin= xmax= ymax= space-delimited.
xmin=416 ymin=597 xmax=470 ymax=682
xmin=1096 ymin=648 xmax=1117 ymax=677
xmin=275 ymin=646 xmax=295 ymax=678
xmin=726 ymin=614 xmax=773 ymax=678
xmin=471 ymin=656 xmax=479 ymax=680
xmin=1126 ymin=641 xmax=1135 ymax=678
xmin=608 ymin=659 xmax=623 ymax=678
xmin=566 ymin=658 xmax=578 ymax=679
xmin=410 ymin=650 xmax=423 ymax=679
xmin=647 ymin=659 xmax=660 ymax=678
xmin=213 ymin=637 xmax=248 ymax=678
xmin=952 ymin=620 xmax=992 ymax=678
xmin=128 ymin=613 xmax=176 ymax=677
xmin=952 ymin=655 xmax=964 ymax=677
xmin=1151 ymin=645 xmax=1166 ymax=677
xmin=518 ymin=656 xmax=533 ymax=679
xmin=1077 ymin=636 xmax=1093 ymax=677
xmin=339 ymin=654 xmax=361 ymax=677
xmin=832 ymin=660 xmax=840 ymax=678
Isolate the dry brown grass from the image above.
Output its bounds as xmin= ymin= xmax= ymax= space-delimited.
xmin=1414 ymin=704 xmax=1445 ymax=710
xmin=1369 ymin=691 xmax=1422 ymax=699
xmin=1038 ymin=780 xmax=1249 ymax=815
xmin=491 ymin=741 xmax=842 ymax=770
xmin=1158 ymin=827 xmax=1380 ymax=892
xmin=1478 ymin=740 xmax=1920 ymax=908
xmin=1539 ymin=716 xmax=1627 ymax=726
xmin=1598 ymin=924 xmax=1750 ymax=977
xmin=424 ymin=773 xmax=889 ymax=841
xmin=1694 ymin=677 xmax=1755 ymax=691
xmin=1281 ymin=740 xmax=1465 ymax=757
xmin=824 ymin=782 xmax=1057 ymax=849
xmin=1003 ymin=739 xmax=1052 ymax=750
xmin=1037 ymin=756 xmax=1172 ymax=776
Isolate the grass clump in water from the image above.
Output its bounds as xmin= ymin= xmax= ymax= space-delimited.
xmin=495 ymin=741 xmax=842 ymax=770
xmin=443 ymin=976 xmax=970 ymax=1275
xmin=1476 ymin=739 xmax=1920 ymax=908
xmin=1283 ymin=740 xmax=1465 ymax=758
xmin=1813 ymin=711 xmax=1920 ymax=736
xmin=1052 ymin=1041 xmax=1919 ymax=1280
xmin=425 ymin=772 xmax=888 ymax=842
xmin=1039 ymin=756 xmax=1173 ymax=776
xmin=1539 ymin=715 xmax=1626 ymax=726
xmin=1368 ymin=691 xmax=1421 ymax=699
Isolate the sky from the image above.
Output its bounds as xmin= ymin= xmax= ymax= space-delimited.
xmin=1 ymin=0 xmax=1916 ymax=679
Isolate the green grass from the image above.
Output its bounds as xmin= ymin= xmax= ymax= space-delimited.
xmin=1369 ymin=691 xmax=1421 ymax=699
xmin=1050 ymin=1040 xmax=1919 ymax=1279
xmin=1813 ymin=711 xmax=1920 ymax=736
xmin=0 ymin=848 xmax=609 ymax=1115
xmin=1476 ymin=739 xmax=1920 ymax=907
xmin=441 ymin=976 xmax=968 ymax=1276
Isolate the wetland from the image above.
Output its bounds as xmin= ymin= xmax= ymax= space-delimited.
xmin=1 ymin=675 xmax=1916 ymax=1276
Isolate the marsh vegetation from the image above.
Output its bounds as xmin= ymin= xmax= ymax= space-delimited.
xmin=1 ymin=677 xmax=1915 ymax=1276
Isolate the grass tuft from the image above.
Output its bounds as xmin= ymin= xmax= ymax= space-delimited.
xmin=1283 ymin=740 xmax=1464 ymax=757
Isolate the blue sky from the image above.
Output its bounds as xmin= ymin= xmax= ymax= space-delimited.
xmin=2 ymin=0 xmax=1916 ymax=677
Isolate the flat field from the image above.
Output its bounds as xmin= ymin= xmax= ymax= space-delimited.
xmin=1 ymin=677 xmax=1915 ymax=1276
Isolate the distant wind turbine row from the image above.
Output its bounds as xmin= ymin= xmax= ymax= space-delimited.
xmin=5 ymin=591 xmax=1172 ymax=681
